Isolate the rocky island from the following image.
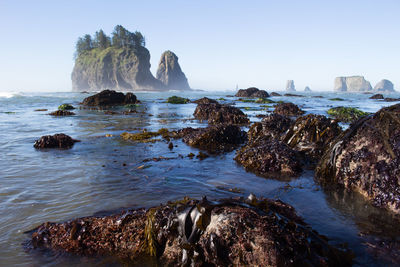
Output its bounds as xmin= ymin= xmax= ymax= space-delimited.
xmin=71 ymin=26 xmax=190 ymax=92
xmin=334 ymin=76 xmax=395 ymax=92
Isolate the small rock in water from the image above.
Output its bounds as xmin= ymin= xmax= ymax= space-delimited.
xmin=168 ymin=142 xmax=174 ymax=150
xmin=33 ymin=134 xmax=79 ymax=149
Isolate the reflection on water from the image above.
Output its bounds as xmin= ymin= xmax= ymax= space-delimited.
xmin=0 ymin=91 xmax=400 ymax=266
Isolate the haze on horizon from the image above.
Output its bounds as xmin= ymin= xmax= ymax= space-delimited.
xmin=0 ymin=0 xmax=399 ymax=92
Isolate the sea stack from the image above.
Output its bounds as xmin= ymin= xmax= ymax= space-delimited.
xmin=286 ymin=80 xmax=296 ymax=91
xmin=334 ymin=76 xmax=372 ymax=92
xmin=156 ymin=50 xmax=190 ymax=90
xmin=304 ymin=86 xmax=311 ymax=92
xmin=374 ymin=79 xmax=394 ymax=92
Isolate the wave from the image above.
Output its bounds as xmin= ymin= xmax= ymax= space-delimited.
xmin=0 ymin=92 xmax=22 ymax=98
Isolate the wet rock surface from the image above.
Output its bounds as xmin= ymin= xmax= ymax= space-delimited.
xmin=192 ymin=97 xmax=218 ymax=104
xmin=235 ymin=139 xmax=302 ymax=179
xmin=370 ymin=94 xmax=384 ymax=99
xmin=48 ymin=110 xmax=75 ymax=116
xmin=82 ymin=90 xmax=137 ymax=106
xmin=282 ymin=114 xmax=342 ymax=161
xmin=28 ymin=197 xmax=352 ymax=266
xmin=193 ymin=103 xmax=249 ymax=125
xmin=33 ymin=134 xmax=79 ymax=149
xmin=273 ymin=102 xmax=304 ymax=116
xmin=270 ymin=92 xmax=281 ymax=96
xmin=248 ymin=114 xmax=293 ymax=143
xmin=316 ymin=104 xmax=400 ymax=214
xmin=180 ymin=125 xmax=246 ymax=153
xmin=235 ymin=87 xmax=269 ymax=98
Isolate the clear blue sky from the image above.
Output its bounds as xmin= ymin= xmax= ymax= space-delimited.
xmin=0 ymin=0 xmax=399 ymax=91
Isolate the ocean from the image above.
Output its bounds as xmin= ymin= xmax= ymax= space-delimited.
xmin=0 ymin=90 xmax=399 ymax=266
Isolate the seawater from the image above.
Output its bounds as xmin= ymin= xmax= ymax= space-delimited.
xmin=0 ymin=90 xmax=400 ymax=266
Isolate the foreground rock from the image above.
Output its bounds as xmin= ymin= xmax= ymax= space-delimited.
xmin=273 ymin=102 xmax=304 ymax=116
xmin=316 ymin=104 xmax=400 ymax=214
xmin=48 ymin=110 xmax=75 ymax=116
xmin=34 ymin=134 xmax=79 ymax=149
xmin=194 ymin=103 xmax=249 ymax=125
xmin=248 ymin=114 xmax=293 ymax=143
xmin=374 ymin=79 xmax=394 ymax=92
xmin=235 ymin=87 xmax=269 ymax=98
xmin=180 ymin=125 xmax=246 ymax=153
xmin=282 ymin=114 xmax=342 ymax=161
xmin=156 ymin=50 xmax=190 ymax=90
xmin=28 ymin=196 xmax=352 ymax=266
xmin=334 ymin=76 xmax=372 ymax=92
xmin=82 ymin=90 xmax=137 ymax=106
xmin=235 ymin=139 xmax=302 ymax=179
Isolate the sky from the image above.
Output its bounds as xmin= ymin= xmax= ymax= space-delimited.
xmin=0 ymin=0 xmax=399 ymax=92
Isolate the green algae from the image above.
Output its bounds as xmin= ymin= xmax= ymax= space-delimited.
xmin=327 ymin=106 xmax=369 ymax=123
xmin=121 ymin=128 xmax=170 ymax=142
xmin=329 ymin=98 xmax=345 ymax=101
xmin=166 ymin=96 xmax=190 ymax=104
xmin=58 ymin=104 xmax=75 ymax=110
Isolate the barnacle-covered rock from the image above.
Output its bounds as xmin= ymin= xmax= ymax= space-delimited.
xmin=181 ymin=125 xmax=246 ymax=153
xmin=48 ymin=110 xmax=75 ymax=116
xmin=192 ymin=97 xmax=218 ymax=104
xmin=316 ymin=104 xmax=400 ymax=214
xmin=248 ymin=114 xmax=293 ymax=143
xmin=81 ymin=90 xmax=137 ymax=106
xmin=282 ymin=114 xmax=342 ymax=161
xmin=273 ymin=102 xmax=304 ymax=116
xmin=28 ymin=196 xmax=352 ymax=266
xmin=235 ymin=87 xmax=269 ymax=98
xmin=33 ymin=134 xmax=79 ymax=149
xmin=193 ymin=103 xmax=249 ymax=125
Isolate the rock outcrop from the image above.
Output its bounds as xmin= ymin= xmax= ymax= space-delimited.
xmin=316 ymin=104 xmax=400 ymax=214
xmin=370 ymin=94 xmax=384 ymax=99
xmin=180 ymin=125 xmax=246 ymax=153
xmin=235 ymin=87 xmax=269 ymax=98
xmin=72 ymin=46 xmax=165 ymax=91
xmin=29 ymin=196 xmax=352 ymax=266
xmin=286 ymin=80 xmax=296 ymax=91
xmin=374 ymin=79 xmax=394 ymax=92
xmin=334 ymin=76 xmax=372 ymax=92
xmin=156 ymin=50 xmax=190 ymax=90
xmin=192 ymin=97 xmax=218 ymax=104
xmin=81 ymin=90 xmax=137 ymax=106
xmin=193 ymin=103 xmax=249 ymax=125
xmin=34 ymin=134 xmax=79 ymax=149
xmin=304 ymin=86 xmax=311 ymax=92
xmin=273 ymin=102 xmax=304 ymax=117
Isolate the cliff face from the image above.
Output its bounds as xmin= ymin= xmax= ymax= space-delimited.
xmin=156 ymin=51 xmax=190 ymax=90
xmin=72 ymin=46 xmax=165 ymax=91
xmin=334 ymin=76 xmax=372 ymax=92
xmin=374 ymin=79 xmax=394 ymax=92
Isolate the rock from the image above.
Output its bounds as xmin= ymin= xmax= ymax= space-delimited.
xmin=304 ymin=86 xmax=311 ymax=92
xmin=48 ymin=110 xmax=75 ymax=116
xmin=235 ymin=139 xmax=302 ymax=179
xmin=28 ymin=196 xmax=352 ymax=266
xmin=235 ymin=87 xmax=269 ymax=98
xmin=166 ymin=96 xmax=190 ymax=104
xmin=370 ymin=94 xmax=384 ymax=99
xmin=282 ymin=114 xmax=342 ymax=161
xmin=273 ymin=102 xmax=304 ymax=117
xmin=285 ymin=80 xmax=296 ymax=91
xmin=192 ymin=97 xmax=218 ymax=104
xmin=334 ymin=76 xmax=372 ymax=92
xmin=374 ymin=79 xmax=394 ymax=92
xmin=181 ymin=125 xmax=246 ymax=154
xmin=326 ymin=107 xmax=369 ymax=123
xmin=156 ymin=50 xmax=190 ymax=90
xmin=270 ymin=92 xmax=281 ymax=96
xmin=72 ymin=46 xmax=165 ymax=91
xmin=34 ymin=134 xmax=79 ymax=149
xmin=82 ymin=90 xmax=137 ymax=106
xmin=193 ymin=103 xmax=249 ymax=125
xmin=315 ymin=104 xmax=400 ymax=214
xmin=58 ymin=104 xmax=75 ymax=110
xmin=284 ymin=93 xmax=303 ymax=97
xmin=248 ymin=114 xmax=293 ymax=143
xmin=384 ymin=98 xmax=400 ymax=102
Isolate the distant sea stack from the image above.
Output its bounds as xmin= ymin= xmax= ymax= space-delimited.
xmin=71 ymin=25 xmax=190 ymax=92
xmin=156 ymin=50 xmax=190 ymax=90
xmin=304 ymin=86 xmax=311 ymax=92
xmin=286 ymin=80 xmax=296 ymax=91
xmin=334 ymin=76 xmax=372 ymax=92
xmin=374 ymin=79 xmax=394 ymax=92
